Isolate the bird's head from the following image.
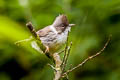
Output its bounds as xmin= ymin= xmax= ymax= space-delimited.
xmin=52 ymin=14 xmax=75 ymax=28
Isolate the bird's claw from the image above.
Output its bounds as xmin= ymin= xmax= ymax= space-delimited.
xmin=45 ymin=46 xmax=49 ymax=53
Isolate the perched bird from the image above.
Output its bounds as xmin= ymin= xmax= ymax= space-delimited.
xmin=29 ymin=14 xmax=75 ymax=57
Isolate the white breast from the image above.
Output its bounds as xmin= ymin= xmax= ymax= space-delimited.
xmin=56 ymin=27 xmax=71 ymax=44
xmin=49 ymin=25 xmax=71 ymax=45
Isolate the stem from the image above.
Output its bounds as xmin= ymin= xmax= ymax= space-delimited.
xmin=61 ymin=31 xmax=70 ymax=72
xmin=26 ymin=22 xmax=46 ymax=52
xmin=53 ymin=53 xmax=62 ymax=80
xmin=62 ymin=35 xmax=111 ymax=78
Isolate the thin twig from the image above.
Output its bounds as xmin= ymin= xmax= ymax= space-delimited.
xmin=63 ymin=64 xmax=73 ymax=80
xmin=65 ymin=42 xmax=72 ymax=66
xmin=62 ymin=35 xmax=111 ymax=77
xmin=69 ymin=64 xmax=73 ymax=70
xmin=62 ymin=42 xmax=72 ymax=73
xmin=61 ymin=31 xmax=70 ymax=72
xmin=48 ymin=64 xmax=57 ymax=72
xmin=15 ymin=37 xmax=33 ymax=45
xmin=58 ymin=50 xmax=65 ymax=55
xmin=15 ymin=22 xmax=37 ymax=46
xmin=66 ymin=74 xmax=69 ymax=80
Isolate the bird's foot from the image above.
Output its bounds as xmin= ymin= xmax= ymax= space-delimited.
xmin=45 ymin=46 xmax=50 ymax=53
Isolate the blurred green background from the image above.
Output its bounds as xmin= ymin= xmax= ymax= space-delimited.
xmin=0 ymin=0 xmax=120 ymax=80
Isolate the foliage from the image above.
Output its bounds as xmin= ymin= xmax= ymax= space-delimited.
xmin=0 ymin=0 xmax=120 ymax=80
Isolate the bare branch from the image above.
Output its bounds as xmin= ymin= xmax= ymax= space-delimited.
xmin=53 ymin=53 xmax=62 ymax=80
xmin=15 ymin=37 xmax=33 ymax=45
xmin=62 ymin=42 xmax=72 ymax=73
xmin=61 ymin=31 xmax=70 ymax=72
xmin=26 ymin=22 xmax=37 ymax=38
xmin=48 ymin=64 xmax=57 ymax=72
xmin=62 ymin=35 xmax=111 ymax=77
xmin=69 ymin=64 xmax=73 ymax=70
xmin=65 ymin=42 xmax=72 ymax=66
xmin=26 ymin=22 xmax=46 ymax=52
xmin=58 ymin=50 xmax=65 ymax=55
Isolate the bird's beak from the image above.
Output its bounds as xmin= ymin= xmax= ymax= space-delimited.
xmin=69 ymin=24 xmax=75 ymax=27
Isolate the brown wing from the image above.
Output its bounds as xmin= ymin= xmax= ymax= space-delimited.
xmin=36 ymin=26 xmax=52 ymax=37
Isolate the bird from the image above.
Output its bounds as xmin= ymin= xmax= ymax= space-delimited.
xmin=30 ymin=14 xmax=75 ymax=57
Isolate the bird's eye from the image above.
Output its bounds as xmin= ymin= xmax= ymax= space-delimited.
xmin=61 ymin=24 xmax=64 ymax=27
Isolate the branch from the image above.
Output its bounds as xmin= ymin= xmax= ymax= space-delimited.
xmin=15 ymin=36 xmax=33 ymax=45
xmin=26 ymin=22 xmax=46 ymax=52
xmin=61 ymin=31 xmax=70 ymax=72
xmin=62 ymin=35 xmax=111 ymax=77
xmin=58 ymin=50 xmax=65 ymax=55
xmin=48 ymin=64 xmax=57 ymax=72
xmin=53 ymin=53 xmax=62 ymax=80
xmin=62 ymin=42 xmax=72 ymax=73
xmin=26 ymin=22 xmax=37 ymax=37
